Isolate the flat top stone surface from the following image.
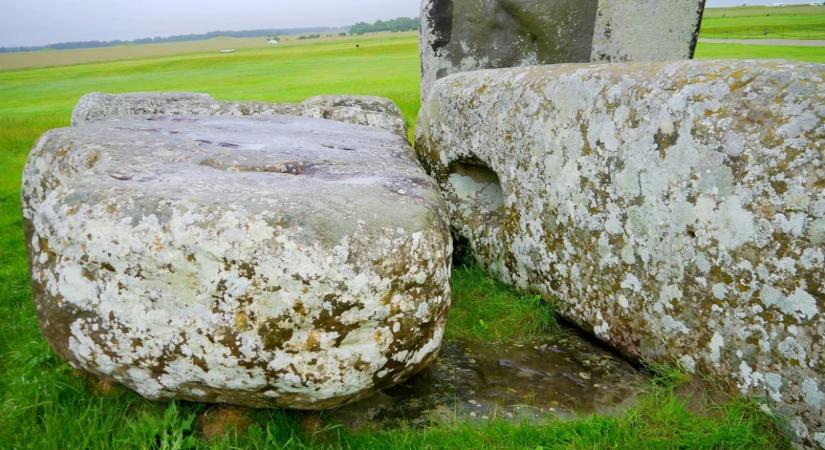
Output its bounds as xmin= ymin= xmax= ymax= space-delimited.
xmin=70 ymin=92 xmax=409 ymax=138
xmin=35 ymin=114 xmax=438 ymax=244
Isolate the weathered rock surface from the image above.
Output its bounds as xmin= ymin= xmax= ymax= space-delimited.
xmin=420 ymin=0 xmax=707 ymax=100
xmin=416 ymin=60 xmax=825 ymax=447
xmin=23 ymin=113 xmax=451 ymax=409
xmin=328 ymin=327 xmax=649 ymax=429
xmin=71 ymin=92 xmax=409 ymax=138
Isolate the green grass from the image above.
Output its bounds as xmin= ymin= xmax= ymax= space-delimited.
xmin=0 ymin=342 xmax=793 ymax=449
xmin=696 ymin=42 xmax=825 ymax=63
xmin=447 ymin=266 xmax=557 ymax=344
xmin=701 ymin=5 xmax=825 ymax=40
xmin=0 ymin=32 xmax=809 ymax=449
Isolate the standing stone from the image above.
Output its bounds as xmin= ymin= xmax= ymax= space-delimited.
xmin=416 ymin=60 xmax=825 ymax=448
xmin=420 ymin=0 xmax=707 ymax=100
xmin=23 ymin=111 xmax=451 ymax=409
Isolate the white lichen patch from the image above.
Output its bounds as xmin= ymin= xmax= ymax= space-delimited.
xmin=23 ymin=112 xmax=452 ymax=409
xmin=415 ymin=60 xmax=825 ymax=449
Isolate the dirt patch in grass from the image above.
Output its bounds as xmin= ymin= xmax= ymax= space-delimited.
xmin=198 ymin=406 xmax=252 ymax=441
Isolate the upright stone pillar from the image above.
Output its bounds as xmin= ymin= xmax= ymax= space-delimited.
xmin=420 ymin=0 xmax=707 ymax=100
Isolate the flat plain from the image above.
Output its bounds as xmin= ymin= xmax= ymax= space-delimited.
xmin=0 ymin=31 xmax=373 ymax=72
xmin=0 ymin=12 xmax=821 ymax=449
xmin=700 ymin=4 xmax=825 ymax=40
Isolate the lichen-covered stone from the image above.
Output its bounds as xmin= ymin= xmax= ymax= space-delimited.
xmin=420 ymin=0 xmax=706 ymax=100
xmin=416 ymin=60 xmax=825 ymax=448
xmin=299 ymin=95 xmax=409 ymax=138
xmin=71 ymin=92 xmax=408 ymax=138
xmin=23 ymin=113 xmax=451 ymax=409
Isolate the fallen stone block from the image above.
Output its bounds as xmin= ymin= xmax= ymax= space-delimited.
xmin=71 ymin=92 xmax=409 ymax=138
xmin=416 ymin=59 xmax=825 ymax=447
xmin=23 ymin=112 xmax=451 ymax=409
xmin=420 ymin=0 xmax=707 ymax=100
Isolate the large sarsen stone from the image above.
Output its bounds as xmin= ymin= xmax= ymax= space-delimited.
xmin=420 ymin=0 xmax=707 ymax=100
xmin=71 ymin=92 xmax=409 ymax=138
xmin=416 ymin=60 xmax=825 ymax=447
xmin=23 ymin=113 xmax=451 ymax=409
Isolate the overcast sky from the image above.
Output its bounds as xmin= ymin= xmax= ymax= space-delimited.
xmin=0 ymin=0 xmax=806 ymax=47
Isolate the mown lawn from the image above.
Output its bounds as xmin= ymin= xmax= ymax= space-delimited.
xmin=696 ymin=42 xmax=825 ymax=63
xmin=0 ymin=33 xmax=812 ymax=449
xmin=701 ymin=5 xmax=825 ymax=40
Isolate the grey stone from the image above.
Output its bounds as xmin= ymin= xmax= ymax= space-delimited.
xmin=416 ymin=60 xmax=825 ymax=448
xmin=71 ymin=92 xmax=408 ymax=138
xmin=328 ymin=327 xmax=650 ymax=429
xmin=420 ymin=0 xmax=707 ymax=100
xmin=300 ymin=95 xmax=409 ymax=138
xmin=23 ymin=113 xmax=451 ymax=409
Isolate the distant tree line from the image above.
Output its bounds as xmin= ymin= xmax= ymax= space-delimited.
xmin=1 ymin=16 xmax=423 ymax=54
xmin=0 ymin=27 xmax=336 ymax=54
xmin=349 ymin=17 xmax=419 ymax=35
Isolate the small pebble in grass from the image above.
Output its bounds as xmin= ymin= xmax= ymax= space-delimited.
xmin=90 ymin=378 xmax=119 ymax=396
xmin=300 ymin=413 xmax=325 ymax=436
xmin=198 ymin=406 xmax=251 ymax=441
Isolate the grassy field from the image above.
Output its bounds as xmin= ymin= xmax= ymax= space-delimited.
xmin=1 ymin=29 xmax=819 ymax=449
xmin=701 ymin=5 xmax=825 ymax=40
xmin=0 ymin=31 xmax=393 ymax=72
xmin=695 ymin=41 xmax=825 ymax=62
xmin=0 ymin=37 xmax=275 ymax=72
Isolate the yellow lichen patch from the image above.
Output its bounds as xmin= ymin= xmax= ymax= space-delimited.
xmin=380 ymin=289 xmax=394 ymax=305
xmin=85 ymin=152 xmax=100 ymax=168
xmin=727 ymin=69 xmax=753 ymax=92
xmin=305 ymin=331 xmax=322 ymax=352
xmin=294 ymin=300 xmax=306 ymax=316
xmin=234 ymin=311 xmax=249 ymax=331
xmin=760 ymin=128 xmax=784 ymax=148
